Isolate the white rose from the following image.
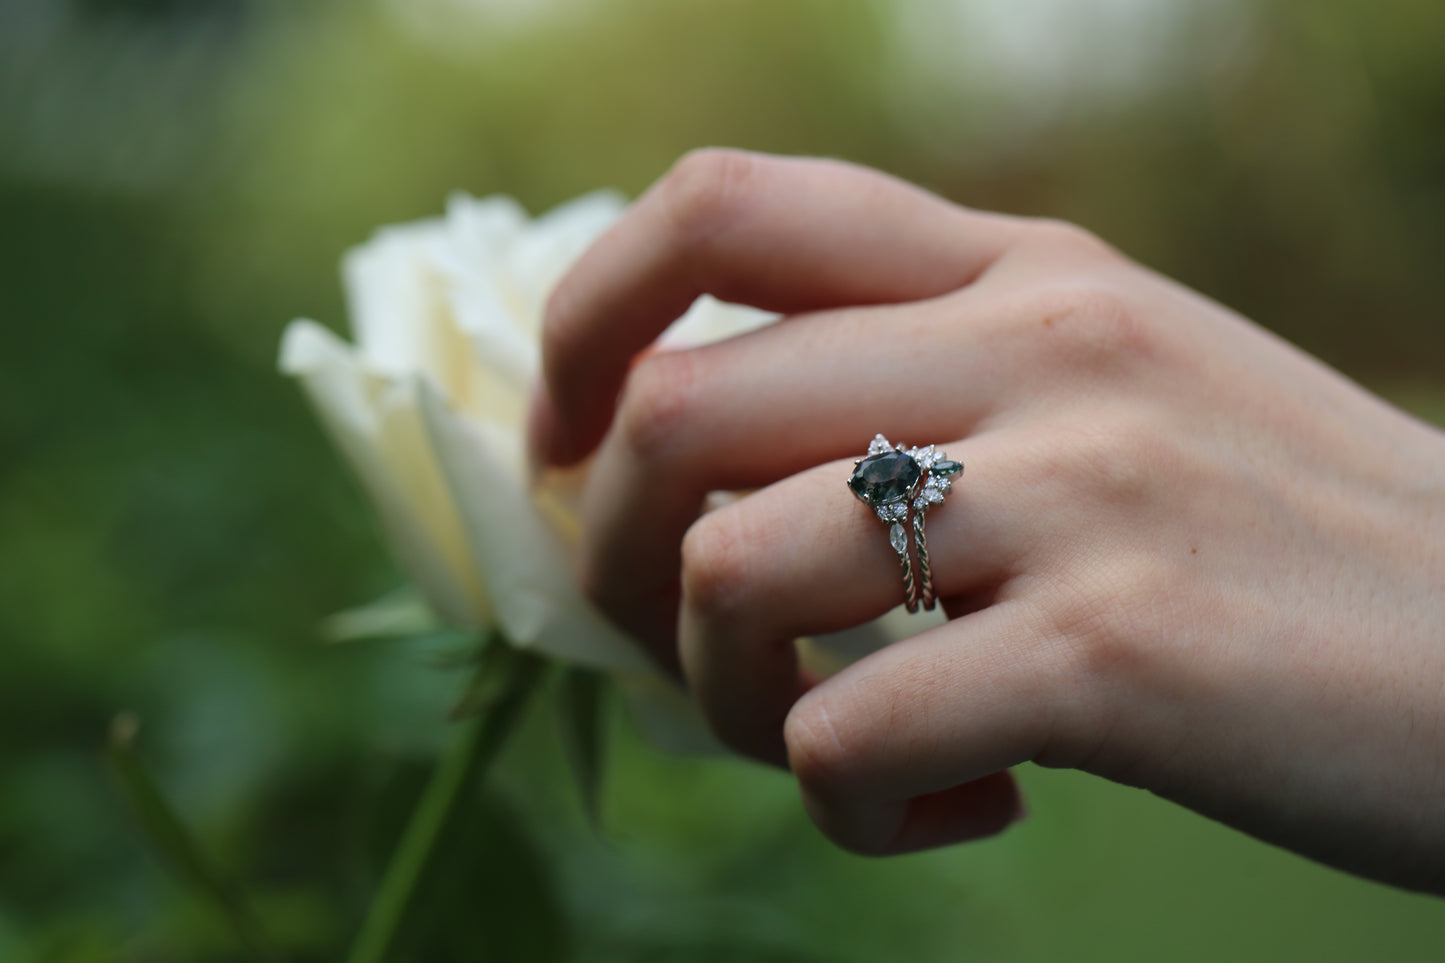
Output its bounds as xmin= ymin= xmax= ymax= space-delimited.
xmin=279 ymin=191 xmax=936 ymax=743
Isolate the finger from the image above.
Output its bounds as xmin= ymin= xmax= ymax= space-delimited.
xmin=535 ymin=148 xmax=1027 ymax=466
xmin=677 ymin=434 xmax=1037 ymax=764
xmin=577 ymin=292 xmax=1025 ymax=665
xmin=783 ymin=600 xmax=1070 ymax=854
xmin=797 ymin=770 xmax=1027 ymax=855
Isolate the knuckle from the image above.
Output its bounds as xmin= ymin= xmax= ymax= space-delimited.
xmin=784 ymin=691 xmax=858 ymax=799
xmin=1040 ymin=545 xmax=1193 ymax=698
xmin=785 ymin=690 xmax=901 ymax=857
xmin=679 ymin=506 xmax=753 ymax=620
xmin=1056 ymin=418 xmax=1194 ymax=511
xmin=1061 ymin=421 xmax=1150 ymax=500
xmin=657 ymin=147 xmax=760 ymax=247
xmin=1031 ymin=282 xmax=1156 ymax=369
xmin=1043 ymin=563 xmax=1137 ymax=655
xmin=1041 ymin=560 xmax=1160 ymax=697
xmin=1027 ymin=217 xmax=1121 ymax=261
xmin=614 ymin=349 xmax=700 ymax=463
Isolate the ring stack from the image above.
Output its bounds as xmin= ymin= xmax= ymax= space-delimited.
xmin=847 ymin=433 xmax=962 ymax=613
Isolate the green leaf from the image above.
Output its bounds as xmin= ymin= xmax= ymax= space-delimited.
xmin=320 ymin=586 xmax=441 ymax=643
xmin=556 ymin=667 xmax=608 ymax=830
xmin=105 ymin=713 xmax=282 ymax=962
xmin=446 ymin=631 xmax=535 ymax=721
xmin=348 ymin=640 xmax=549 ymax=963
xmin=362 ymin=768 xmax=568 ymax=963
xmin=598 ymin=940 xmax=827 ymax=963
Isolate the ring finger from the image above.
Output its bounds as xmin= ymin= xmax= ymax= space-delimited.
xmin=576 ymin=290 xmax=1031 ymax=668
xmin=675 ymin=428 xmax=1042 ymax=765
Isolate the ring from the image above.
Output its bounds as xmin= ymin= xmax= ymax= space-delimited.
xmin=847 ymin=433 xmax=962 ymax=613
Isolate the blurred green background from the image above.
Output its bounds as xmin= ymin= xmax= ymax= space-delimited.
xmin=2 ymin=0 xmax=1444 ymax=959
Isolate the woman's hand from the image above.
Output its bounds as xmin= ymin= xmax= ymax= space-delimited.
xmin=529 ymin=149 xmax=1445 ymax=893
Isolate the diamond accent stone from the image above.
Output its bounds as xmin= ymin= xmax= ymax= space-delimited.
xmin=867 ymin=434 xmax=892 ymax=456
xmin=876 ymin=501 xmax=907 ymax=522
xmin=889 ymin=522 xmax=907 ymax=554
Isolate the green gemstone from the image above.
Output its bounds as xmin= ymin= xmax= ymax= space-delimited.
xmin=849 ymin=451 xmax=921 ymax=506
xmin=932 ymin=459 xmax=963 ymax=478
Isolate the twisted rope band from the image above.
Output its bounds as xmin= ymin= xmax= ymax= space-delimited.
xmin=848 ymin=434 xmax=959 ymax=615
xmin=911 ymin=510 xmax=936 ymax=612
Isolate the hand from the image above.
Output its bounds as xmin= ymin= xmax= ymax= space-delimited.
xmin=530 ymin=149 xmax=1445 ymax=893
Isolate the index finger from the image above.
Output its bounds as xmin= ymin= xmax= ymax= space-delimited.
xmin=532 ymin=148 xmax=1026 ymax=466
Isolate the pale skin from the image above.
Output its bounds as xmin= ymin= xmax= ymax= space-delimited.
xmin=528 ymin=149 xmax=1445 ymax=893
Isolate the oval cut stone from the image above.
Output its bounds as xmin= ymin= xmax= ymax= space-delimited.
xmin=849 ymin=451 xmax=921 ymax=506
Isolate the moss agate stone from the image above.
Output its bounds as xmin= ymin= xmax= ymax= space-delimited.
xmin=848 ymin=451 xmax=921 ymax=506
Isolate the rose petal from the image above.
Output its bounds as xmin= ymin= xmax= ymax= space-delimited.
xmin=508 ymin=189 xmax=627 ymax=315
xmin=658 ymin=294 xmax=778 ymax=351
xmin=438 ymin=191 xmax=626 ymax=396
xmin=417 ymin=378 xmax=651 ymax=671
xmin=343 ymin=219 xmax=475 ymax=402
xmin=280 ymin=320 xmax=491 ymax=629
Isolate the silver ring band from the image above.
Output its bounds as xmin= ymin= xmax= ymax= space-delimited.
xmin=912 ymin=511 xmax=935 ymax=611
xmin=848 ymin=434 xmax=962 ymax=613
